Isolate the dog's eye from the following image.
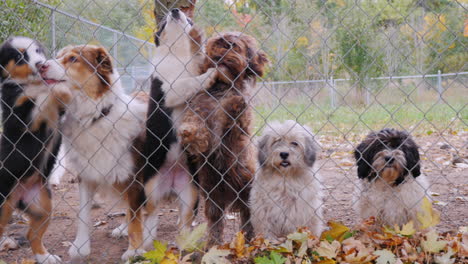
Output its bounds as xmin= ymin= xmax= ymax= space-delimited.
xmin=68 ymin=56 xmax=77 ymax=63
xmin=290 ymin=141 xmax=299 ymax=147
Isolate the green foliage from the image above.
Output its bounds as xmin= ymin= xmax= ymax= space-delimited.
xmin=143 ymin=241 xmax=168 ymax=263
xmin=254 ymin=251 xmax=287 ymax=264
xmin=0 ymin=0 xmax=59 ymax=43
xmin=175 ymin=223 xmax=207 ymax=252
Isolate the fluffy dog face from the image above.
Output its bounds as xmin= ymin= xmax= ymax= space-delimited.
xmin=154 ymin=8 xmax=194 ymax=47
xmin=40 ymin=45 xmax=113 ymax=100
xmin=354 ymin=128 xmax=421 ymax=185
xmin=258 ymin=120 xmax=317 ymax=175
xmin=203 ymin=32 xmax=268 ymax=83
xmin=0 ymin=37 xmax=46 ymax=82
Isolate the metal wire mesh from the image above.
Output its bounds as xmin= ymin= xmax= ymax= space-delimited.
xmin=0 ymin=0 xmax=466 ymax=263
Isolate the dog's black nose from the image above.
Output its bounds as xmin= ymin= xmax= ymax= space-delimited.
xmin=280 ymin=152 xmax=289 ymax=160
xmin=384 ymin=156 xmax=394 ymax=163
xmin=171 ymin=8 xmax=180 ymax=19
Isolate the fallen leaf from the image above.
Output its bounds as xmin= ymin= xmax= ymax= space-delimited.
xmin=417 ymin=197 xmax=440 ymax=230
xmin=201 ymin=248 xmax=231 ymax=264
xmin=434 ymin=248 xmax=455 ymax=264
xmin=93 ymin=220 xmax=107 ymax=227
xmin=20 ymin=260 xmax=35 ymax=264
xmin=254 ymin=251 xmax=286 ymax=264
xmin=394 ymin=221 xmax=416 ymax=236
xmin=433 ymin=201 xmax=448 ymax=206
xmin=316 ymin=240 xmax=340 ymax=259
xmin=287 ymin=231 xmax=308 ymax=257
xmin=374 ymin=249 xmax=397 ymax=264
xmin=176 ymin=223 xmax=207 ymax=252
xmin=231 ymin=232 xmax=246 ymax=258
xmin=320 ymin=222 xmax=350 ymax=242
xmin=143 ymin=240 xmax=167 ymax=263
xmin=421 ymin=229 xmax=447 ymax=253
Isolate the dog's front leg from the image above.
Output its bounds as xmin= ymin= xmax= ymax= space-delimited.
xmin=163 ymin=68 xmax=217 ymax=108
xmin=69 ymin=182 xmax=95 ymax=263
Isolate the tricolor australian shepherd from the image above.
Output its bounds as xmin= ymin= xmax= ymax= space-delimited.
xmin=143 ymin=8 xmax=216 ymax=232
xmin=0 ymin=36 xmax=71 ymax=264
xmin=40 ymin=45 xmax=153 ymax=261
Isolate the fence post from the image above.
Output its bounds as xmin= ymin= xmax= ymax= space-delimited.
xmin=51 ymin=10 xmax=56 ymax=56
xmin=437 ymin=70 xmax=442 ymax=103
xmin=329 ymin=76 xmax=336 ymax=109
xmin=113 ymin=33 xmax=118 ymax=61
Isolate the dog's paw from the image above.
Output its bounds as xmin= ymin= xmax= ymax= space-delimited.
xmin=121 ymin=248 xmax=146 ymax=261
xmin=68 ymin=241 xmax=90 ymax=262
xmin=35 ymin=253 xmax=62 ymax=264
xmin=201 ymin=68 xmax=217 ymax=88
xmin=111 ymin=224 xmax=128 ymax=238
xmin=52 ymin=85 xmax=72 ymax=105
xmin=179 ymin=123 xmax=197 ymax=145
xmin=0 ymin=236 xmax=18 ymax=251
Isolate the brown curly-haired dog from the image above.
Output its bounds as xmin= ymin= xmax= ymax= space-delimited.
xmin=178 ymin=32 xmax=268 ymax=247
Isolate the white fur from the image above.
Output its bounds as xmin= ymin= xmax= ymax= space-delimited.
xmin=0 ymin=236 xmax=18 ymax=251
xmin=152 ymin=10 xmax=216 ymax=129
xmin=144 ymin=10 xmax=209 ymax=233
xmin=9 ymin=37 xmax=45 ymax=82
xmin=35 ymin=253 xmax=62 ymax=264
xmin=45 ymin=57 xmax=148 ymax=260
xmin=250 ymin=121 xmax=324 ymax=239
xmin=48 ymin=145 xmax=68 ymax=186
xmin=354 ymin=174 xmax=430 ymax=228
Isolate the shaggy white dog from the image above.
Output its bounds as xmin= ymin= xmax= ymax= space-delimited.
xmin=250 ymin=120 xmax=324 ymax=239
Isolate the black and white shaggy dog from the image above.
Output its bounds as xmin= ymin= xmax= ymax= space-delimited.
xmin=354 ymin=128 xmax=430 ymax=228
xmin=0 ymin=37 xmax=71 ymax=263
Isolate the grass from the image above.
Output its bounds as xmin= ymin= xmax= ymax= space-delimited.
xmin=253 ymin=100 xmax=467 ymax=136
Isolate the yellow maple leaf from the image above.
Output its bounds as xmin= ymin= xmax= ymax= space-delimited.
xmin=394 ymin=221 xmax=416 ymax=236
xmin=231 ymin=231 xmax=246 ymax=258
xmin=316 ymin=259 xmax=336 ymax=264
xmin=320 ymin=221 xmax=350 ymax=242
xmin=417 ymin=197 xmax=440 ymax=230
xmin=316 ymin=240 xmax=341 ymax=259
xmin=421 ymin=229 xmax=447 ymax=253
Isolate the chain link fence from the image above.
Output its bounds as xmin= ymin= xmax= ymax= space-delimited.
xmin=0 ymin=0 xmax=467 ymax=263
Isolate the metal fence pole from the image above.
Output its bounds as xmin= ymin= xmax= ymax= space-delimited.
xmin=51 ymin=9 xmax=56 ymax=56
xmin=329 ymin=76 xmax=336 ymax=109
xmin=113 ymin=33 xmax=118 ymax=62
xmin=437 ymin=70 xmax=442 ymax=103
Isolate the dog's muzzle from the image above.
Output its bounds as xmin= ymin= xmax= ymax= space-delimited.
xmin=171 ymin=8 xmax=180 ymax=20
xmin=280 ymin=152 xmax=290 ymax=167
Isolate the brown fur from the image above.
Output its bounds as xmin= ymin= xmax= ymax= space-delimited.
xmin=55 ymin=45 xmax=113 ymax=99
xmin=5 ymin=60 xmax=33 ymax=80
xmin=179 ymin=32 xmax=268 ymax=247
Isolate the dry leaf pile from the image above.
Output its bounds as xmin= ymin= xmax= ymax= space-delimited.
xmin=128 ymin=198 xmax=467 ymax=264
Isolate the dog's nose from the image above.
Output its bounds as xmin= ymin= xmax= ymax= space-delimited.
xmin=280 ymin=152 xmax=289 ymax=160
xmin=35 ymin=61 xmax=44 ymax=70
xmin=384 ymin=156 xmax=394 ymax=163
xmin=171 ymin=8 xmax=180 ymax=18
xmin=38 ymin=63 xmax=49 ymax=74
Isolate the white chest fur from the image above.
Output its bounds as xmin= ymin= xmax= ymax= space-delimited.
xmin=62 ymin=90 xmax=147 ymax=186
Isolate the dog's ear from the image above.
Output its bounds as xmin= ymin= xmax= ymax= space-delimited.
xmin=355 ymin=140 xmax=374 ymax=180
xmin=247 ymin=48 xmax=268 ymax=78
xmin=304 ymin=136 xmax=317 ymax=167
xmin=257 ymin=134 xmax=270 ymax=166
xmin=92 ymin=47 xmax=113 ymax=87
xmin=154 ymin=20 xmax=166 ymax=47
xmin=404 ymin=139 xmax=421 ymax=178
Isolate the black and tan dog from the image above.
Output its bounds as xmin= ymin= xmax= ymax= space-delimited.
xmin=0 ymin=37 xmax=71 ymax=263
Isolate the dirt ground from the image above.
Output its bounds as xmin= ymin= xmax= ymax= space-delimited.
xmin=1 ymin=132 xmax=467 ymax=263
